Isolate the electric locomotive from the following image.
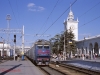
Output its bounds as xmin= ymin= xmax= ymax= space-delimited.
xmin=27 ymin=39 xmax=51 ymax=65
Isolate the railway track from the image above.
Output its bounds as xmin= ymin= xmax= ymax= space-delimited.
xmin=27 ymin=57 xmax=100 ymax=75
xmin=49 ymin=62 xmax=100 ymax=75
xmin=39 ymin=65 xmax=66 ymax=75
xmin=27 ymin=57 xmax=63 ymax=75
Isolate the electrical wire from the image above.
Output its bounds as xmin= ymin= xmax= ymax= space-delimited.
xmin=73 ymin=1 xmax=100 ymax=30
xmin=79 ymin=1 xmax=100 ymax=18
xmin=67 ymin=15 xmax=100 ymax=32
xmin=16 ymin=0 xmax=21 ymax=28
xmin=79 ymin=15 xmax=100 ymax=28
xmin=39 ymin=0 xmax=77 ymax=37
xmin=37 ymin=0 xmax=60 ymax=34
xmin=8 ymin=0 xmax=19 ymax=28
xmin=8 ymin=0 xmax=23 ymax=46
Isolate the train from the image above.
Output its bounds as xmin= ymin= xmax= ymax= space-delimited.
xmin=26 ymin=39 xmax=51 ymax=65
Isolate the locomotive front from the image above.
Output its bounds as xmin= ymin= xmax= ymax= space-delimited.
xmin=35 ymin=40 xmax=51 ymax=65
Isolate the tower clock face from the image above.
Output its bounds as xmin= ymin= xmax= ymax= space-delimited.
xmin=70 ymin=25 xmax=75 ymax=30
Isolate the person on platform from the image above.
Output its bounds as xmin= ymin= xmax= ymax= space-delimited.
xmin=82 ymin=54 xmax=84 ymax=60
xmin=15 ymin=54 xmax=17 ymax=61
xmin=17 ymin=54 xmax=20 ymax=61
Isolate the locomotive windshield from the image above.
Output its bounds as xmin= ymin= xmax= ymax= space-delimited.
xmin=37 ymin=45 xmax=43 ymax=49
xmin=44 ymin=45 xmax=49 ymax=49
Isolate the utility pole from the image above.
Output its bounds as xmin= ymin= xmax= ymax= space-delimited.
xmin=63 ymin=25 xmax=66 ymax=60
xmin=63 ymin=33 xmax=66 ymax=60
xmin=21 ymin=25 xmax=24 ymax=60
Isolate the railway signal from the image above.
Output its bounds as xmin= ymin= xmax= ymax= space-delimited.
xmin=14 ymin=34 xmax=16 ymax=43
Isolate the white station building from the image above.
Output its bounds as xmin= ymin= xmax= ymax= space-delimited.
xmin=0 ymin=42 xmax=30 ymax=57
xmin=64 ymin=8 xmax=100 ymax=57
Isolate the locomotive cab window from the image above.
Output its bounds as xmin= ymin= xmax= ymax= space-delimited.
xmin=44 ymin=45 xmax=49 ymax=49
xmin=37 ymin=45 xmax=43 ymax=49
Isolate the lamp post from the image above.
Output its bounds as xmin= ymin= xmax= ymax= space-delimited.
xmin=63 ymin=32 xmax=66 ymax=60
xmin=55 ymin=34 xmax=60 ymax=55
xmin=69 ymin=40 xmax=72 ymax=58
xmin=6 ymin=14 xmax=11 ymax=53
xmin=49 ymin=38 xmax=54 ymax=55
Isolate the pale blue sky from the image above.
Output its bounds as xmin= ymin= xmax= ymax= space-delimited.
xmin=0 ymin=0 xmax=100 ymax=46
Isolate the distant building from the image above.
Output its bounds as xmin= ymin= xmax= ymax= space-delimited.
xmin=16 ymin=46 xmax=30 ymax=55
xmin=0 ymin=42 xmax=11 ymax=56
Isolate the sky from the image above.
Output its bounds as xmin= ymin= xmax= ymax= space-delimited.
xmin=0 ymin=0 xmax=100 ymax=47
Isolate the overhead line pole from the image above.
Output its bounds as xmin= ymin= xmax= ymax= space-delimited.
xmin=21 ymin=25 xmax=24 ymax=60
xmin=6 ymin=14 xmax=11 ymax=54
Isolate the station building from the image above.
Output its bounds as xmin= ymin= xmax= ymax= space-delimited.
xmin=64 ymin=8 xmax=100 ymax=57
xmin=76 ymin=36 xmax=100 ymax=57
xmin=0 ymin=42 xmax=11 ymax=56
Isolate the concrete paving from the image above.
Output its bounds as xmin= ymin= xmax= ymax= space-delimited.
xmin=51 ymin=57 xmax=100 ymax=72
xmin=0 ymin=60 xmax=45 ymax=75
xmin=51 ymin=57 xmax=100 ymax=63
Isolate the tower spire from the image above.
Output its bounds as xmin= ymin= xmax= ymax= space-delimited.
xmin=70 ymin=3 xmax=71 ymax=12
xmin=67 ymin=4 xmax=74 ymax=21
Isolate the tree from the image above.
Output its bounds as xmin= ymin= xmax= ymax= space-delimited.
xmin=65 ymin=28 xmax=77 ymax=56
xmin=49 ymin=34 xmax=61 ymax=54
xmin=50 ymin=28 xmax=77 ymax=56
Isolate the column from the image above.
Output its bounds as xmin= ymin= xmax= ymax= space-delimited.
xmin=91 ymin=50 xmax=93 ymax=59
xmin=93 ymin=48 xmax=94 ymax=54
xmin=77 ymin=48 xmax=78 ymax=55
xmin=99 ymin=48 xmax=100 ymax=55
xmin=87 ymin=48 xmax=89 ymax=54
xmin=84 ymin=48 xmax=86 ymax=56
xmin=80 ymin=49 xmax=82 ymax=56
xmin=87 ymin=48 xmax=89 ymax=58
xmin=70 ymin=51 xmax=72 ymax=58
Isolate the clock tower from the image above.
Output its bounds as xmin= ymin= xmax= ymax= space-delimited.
xmin=63 ymin=8 xmax=79 ymax=41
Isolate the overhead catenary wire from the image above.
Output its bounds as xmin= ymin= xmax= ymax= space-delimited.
xmin=72 ymin=1 xmax=100 ymax=31
xmin=66 ymin=15 xmax=100 ymax=32
xmin=16 ymin=0 xmax=21 ymax=28
xmin=56 ymin=0 xmax=100 ymax=33
xmin=8 ymin=0 xmax=19 ymax=28
xmin=8 ymin=0 xmax=23 ymax=46
xmin=79 ymin=1 xmax=100 ymax=18
xmin=40 ymin=0 xmax=100 ymax=38
xmin=37 ymin=0 xmax=60 ymax=34
xmin=39 ymin=0 xmax=77 ymax=38
xmin=79 ymin=15 xmax=100 ymax=28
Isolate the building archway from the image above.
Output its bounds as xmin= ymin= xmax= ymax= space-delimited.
xmin=94 ymin=42 xmax=99 ymax=55
xmin=89 ymin=43 xmax=93 ymax=55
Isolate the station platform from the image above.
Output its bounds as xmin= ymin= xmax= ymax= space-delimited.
xmin=51 ymin=57 xmax=100 ymax=72
xmin=51 ymin=57 xmax=100 ymax=62
xmin=71 ymin=57 xmax=100 ymax=62
xmin=0 ymin=59 xmax=44 ymax=75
